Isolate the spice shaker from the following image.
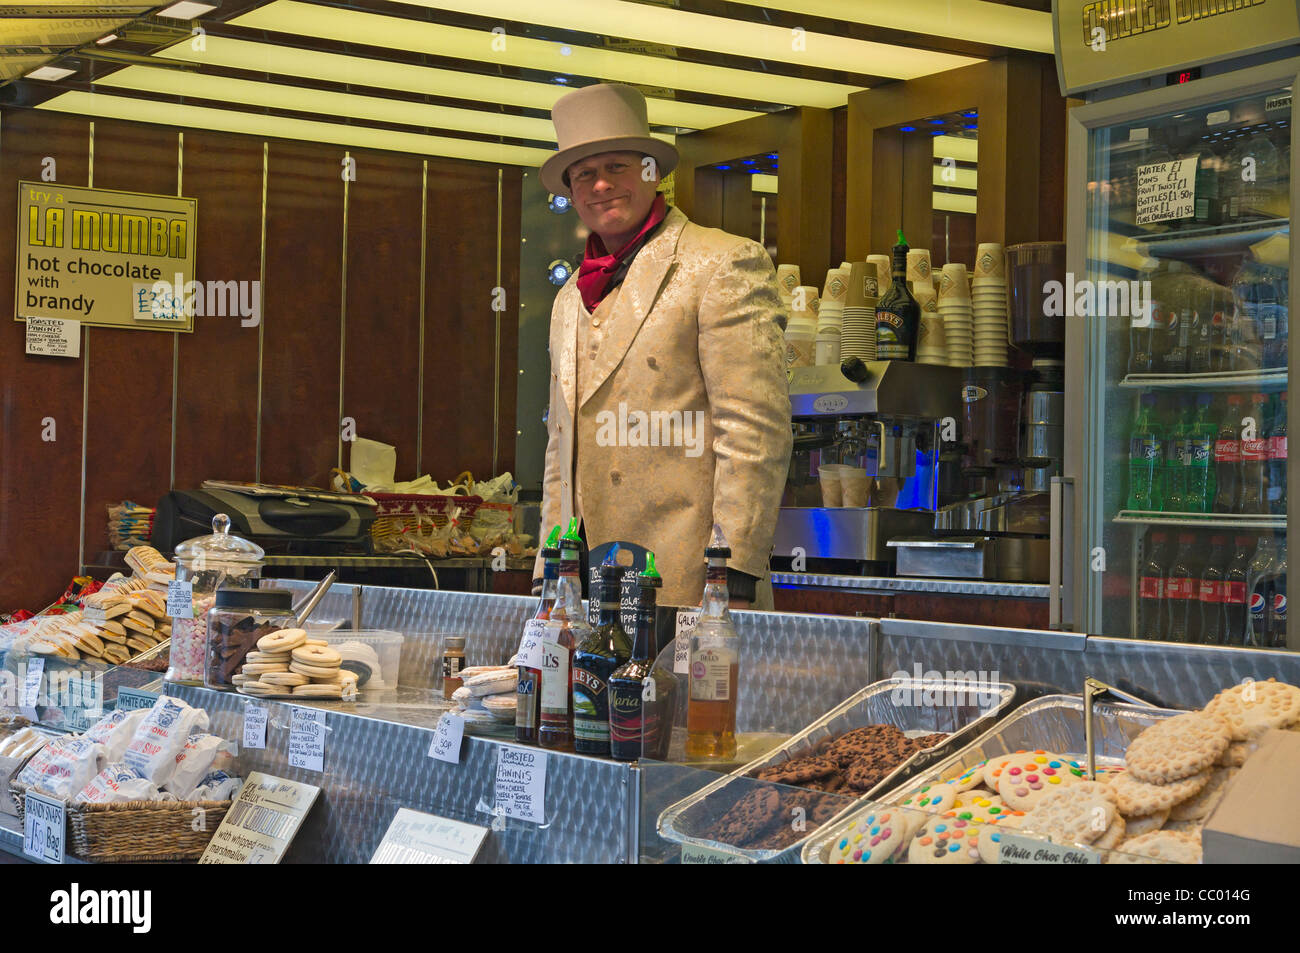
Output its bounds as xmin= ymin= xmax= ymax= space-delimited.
xmin=442 ymin=636 xmax=467 ymax=698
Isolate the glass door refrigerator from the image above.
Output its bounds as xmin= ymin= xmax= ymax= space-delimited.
xmin=1064 ymin=50 xmax=1297 ymax=651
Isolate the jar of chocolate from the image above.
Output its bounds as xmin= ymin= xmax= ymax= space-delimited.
xmin=205 ymin=588 xmax=295 ymax=691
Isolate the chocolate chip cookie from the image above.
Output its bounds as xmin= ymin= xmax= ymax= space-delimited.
xmin=755 ymin=755 xmax=838 ymax=786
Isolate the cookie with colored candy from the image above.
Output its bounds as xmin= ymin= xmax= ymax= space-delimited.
xmin=947 ymin=791 xmax=1012 ymax=825
xmin=896 ymin=780 xmax=958 ymax=819
xmin=976 ymin=811 xmax=1026 ymax=863
xmin=943 ymin=761 xmax=989 ymax=793
xmin=907 ymin=812 xmax=985 ymax=864
xmin=1110 ymin=767 xmax=1211 ymax=816
xmin=829 ymin=808 xmax=908 ymax=864
xmin=1124 ymin=710 xmax=1231 ymax=784
xmin=996 ymin=751 xmax=1086 ymax=810
xmin=1107 ymin=830 xmax=1202 ymax=865
xmin=982 ymin=752 xmax=1026 ymax=789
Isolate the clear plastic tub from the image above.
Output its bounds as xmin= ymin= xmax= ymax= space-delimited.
xmin=311 ymin=630 xmax=404 ymax=693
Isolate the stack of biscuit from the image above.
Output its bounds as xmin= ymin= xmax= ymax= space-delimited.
xmin=234 ymin=628 xmax=359 ymax=700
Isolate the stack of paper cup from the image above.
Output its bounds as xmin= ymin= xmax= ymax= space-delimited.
xmin=914 ymin=284 xmax=946 ymax=365
xmin=867 ymin=254 xmax=891 ymax=289
xmin=785 ymin=285 xmax=819 ymax=368
xmin=840 ymin=466 xmax=870 ymax=507
xmin=972 ymin=243 xmax=1008 ymax=366
xmin=842 ymin=262 xmax=876 ymax=362
xmin=906 ymin=249 xmax=932 ymax=294
xmin=939 ymin=263 xmax=972 ymax=367
xmin=817 ymin=464 xmax=847 ymax=507
xmin=776 ymin=263 xmax=801 ymax=310
xmin=816 ymin=268 xmax=848 ymax=366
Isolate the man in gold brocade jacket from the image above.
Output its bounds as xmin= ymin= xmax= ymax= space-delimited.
xmin=531 ymin=83 xmax=792 ymax=610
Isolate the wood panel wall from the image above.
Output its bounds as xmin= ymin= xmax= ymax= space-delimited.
xmin=0 ymin=108 xmax=521 ymax=611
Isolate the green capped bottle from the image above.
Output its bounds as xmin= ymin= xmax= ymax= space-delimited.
xmin=540 ymin=519 xmax=589 ymax=751
xmin=608 ymin=552 xmax=676 ymax=761
xmin=572 ymin=548 xmax=633 ymax=755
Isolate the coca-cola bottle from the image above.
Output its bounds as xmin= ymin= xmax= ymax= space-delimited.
xmin=1137 ymin=531 xmax=1170 ymax=641
xmin=1213 ymin=394 xmax=1244 ymax=513
xmin=1268 ymin=391 xmax=1287 ymax=515
xmin=1223 ymin=535 xmax=1254 ymax=646
xmin=1246 ymin=535 xmax=1276 ymax=648
xmin=1238 ymin=393 xmax=1269 ymax=514
xmin=1196 ymin=535 xmax=1230 ymax=645
xmin=1162 ymin=533 xmax=1200 ymax=643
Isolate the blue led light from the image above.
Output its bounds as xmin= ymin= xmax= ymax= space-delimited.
xmin=964 ymin=123 xmax=977 ymax=129
xmin=717 ymin=164 xmax=732 ymax=170
xmin=928 ymin=119 xmax=945 ymax=125
xmin=899 ymin=125 xmax=916 ymax=132
xmin=964 ymin=111 xmax=977 ymax=117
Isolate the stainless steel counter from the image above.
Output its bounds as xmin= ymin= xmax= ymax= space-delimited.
xmin=771 ymin=571 xmax=1050 ymax=599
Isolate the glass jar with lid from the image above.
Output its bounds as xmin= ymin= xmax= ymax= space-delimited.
xmin=206 ymin=588 xmax=295 ymax=691
xmin=166 ymin=514 xmax=264 ymax=685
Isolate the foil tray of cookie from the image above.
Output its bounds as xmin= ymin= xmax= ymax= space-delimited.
xmin=799 ymin=693 xmax=1180 ymax=864
xmin=656 ymin=676 xmax=1016 ymax=863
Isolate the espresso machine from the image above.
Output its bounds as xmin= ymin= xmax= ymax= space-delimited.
xmin=774 ymin=361 xmax=963 ymax=569
xmin=892 ymin=243 xmax=1066 ymax=582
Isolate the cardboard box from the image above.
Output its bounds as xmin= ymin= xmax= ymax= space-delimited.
xmin=1203 ymin=729 xmax=1300 ymax=864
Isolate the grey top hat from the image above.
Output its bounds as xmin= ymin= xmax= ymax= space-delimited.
xmin=541 ymin=83 xmax=679 ymax=198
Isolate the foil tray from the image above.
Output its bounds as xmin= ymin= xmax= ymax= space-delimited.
xmin=801 ymin=693 xmax=1181 ymax=864
xmin=656 ymin=676 xmax=1016 ymax=863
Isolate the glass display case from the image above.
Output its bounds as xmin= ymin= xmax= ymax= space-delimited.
xmin=1068 ymin=62 xmax=1298 ymax=650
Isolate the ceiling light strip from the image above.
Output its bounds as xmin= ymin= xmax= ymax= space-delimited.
xmin=155 ymin=35 xmax=760 ymax=129
xmin=38 ymin=89 xmax=558 ymax=165
xmin=386 ymin=0 xmax=980 ymax=79
xmin=232 ymin=0 xmax=865 ymax=108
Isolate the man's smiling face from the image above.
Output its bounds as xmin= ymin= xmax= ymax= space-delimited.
xmin=567 ymin=150 xmax=661 ymax=250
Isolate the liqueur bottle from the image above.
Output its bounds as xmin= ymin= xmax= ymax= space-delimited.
xmin=572 ymin=551 xmax=633 ymax=755
xmin=539 ymin=519 xmax=589 ymax=751
xmin=874 ymin=229 xmax=920 ymax=361
xmin=608 ymin=552 xmax=676 ymax=761
xmin=516 ymin=525 xmax=561 ymax=744
xmin=685 ymin=525 xmax=740 ymax=761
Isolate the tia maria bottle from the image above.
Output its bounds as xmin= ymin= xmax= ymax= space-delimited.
xmin=608 ymin=552 xmax=676 ymax=762
xmin=571 ymin=551 xmax=633 ymax=755
xmin=516 ymin=524 xmax=560 ymax=745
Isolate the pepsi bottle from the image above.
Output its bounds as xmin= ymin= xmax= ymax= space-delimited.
xmin=1246 ymin=536 xmax=1276 ymax=648
xmin=1269 ymin=539 xmax=1287 ymax=649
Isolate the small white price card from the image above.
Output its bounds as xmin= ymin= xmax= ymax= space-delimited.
xmin=516 ymin=618 xmax=546 ymax=669
xmin=428 ymin=713 xmax=465 ymax=764
xmin=288 ymin=707 xmax=326 ymax=772
xmin=370 ymin=809 xmax=488 ymax=864
xmin=23 ymin=791 xmax=65 ymax=864
xmin=25 ymin=317 xmax=80 ymax=358
xmin=243 ymin=705 xmax=268 ymax=750
xmin=494 ymin=745 xmax=547 ymax=824
xmin=998 ymin=832 xmax=1100 ymax=865
xmin=166 ymin=579 xmax=194 ymax=619
xmin=674 ymin=607 xmax=700 ymax=674
xmin=21 ymin=657 xmax=44 ymax=708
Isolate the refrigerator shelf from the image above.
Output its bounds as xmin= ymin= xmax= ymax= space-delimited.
xmin=1119 ymin=370 xmax=1288 ymax=391
xmin=1131 ymin=218 xmax=1289 ymax=258
xmin=1114 ymin=511 xmax=1286 ymax=530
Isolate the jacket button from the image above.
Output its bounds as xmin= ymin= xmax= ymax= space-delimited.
xmin=592 ymin=318 xmax=601 ymax=328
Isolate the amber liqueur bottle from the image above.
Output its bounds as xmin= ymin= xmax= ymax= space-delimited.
xmin=685 ymin=525 xmax=740 ymax=761
xmin=516 ymin=524 xmax=561 ymax=745
xmin=539 ymin=519 xmax=589 ymax=751
xmin=572 ymin=552 xmax=633 ymax=755
xmin=874 ymin=229 xmax=920 ymax=361
xmin=608 ymin=552 xmax=676 ymax=761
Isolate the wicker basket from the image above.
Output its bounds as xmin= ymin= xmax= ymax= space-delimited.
xmin=11 ymin=781 xmax=231 ymax=863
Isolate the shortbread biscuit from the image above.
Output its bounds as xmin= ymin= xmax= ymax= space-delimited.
xmin=1204 ymin=679 xmax=1300 ymax=741
xmin=1168 ymin=766 xmax=1238 ymax=822
xmin=1111 ymin=768 xmax=1211 ymax=816
xmin=1108 ymin=830 xmax=1202 ymax=865
xmin=1019 ymin=781 xmax=1117 ymax=846
xmin=1125 ymin=711 xmax=1230 ymax=784
xmin=1121 ymin=808 xmax=1169 ymax=837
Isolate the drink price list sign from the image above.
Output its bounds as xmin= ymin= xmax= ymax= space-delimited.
xmin=1136 ymin=156 xmax=1198 ymax=225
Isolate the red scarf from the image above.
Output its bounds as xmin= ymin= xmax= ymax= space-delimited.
xmin=576 ymin=193 xmax=668 ymax=312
